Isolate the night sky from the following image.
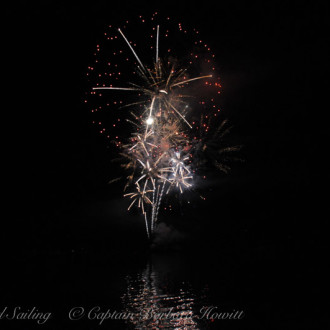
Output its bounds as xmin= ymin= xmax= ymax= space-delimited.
xmin=3 ymin=1 xmax=327 ymax=329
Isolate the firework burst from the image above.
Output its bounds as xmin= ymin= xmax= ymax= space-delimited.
xmin=85 ymin=13 xmax=241 ymax=238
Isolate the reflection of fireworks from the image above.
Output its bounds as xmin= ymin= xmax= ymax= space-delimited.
xmin=121 ymin=263 xmax=200 ymax=329
xmin=85 ymin=13 xmax=241 ymax=238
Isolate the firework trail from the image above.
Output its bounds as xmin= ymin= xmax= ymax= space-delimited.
xmin=85 ymin=13 xmax=241 ymax=239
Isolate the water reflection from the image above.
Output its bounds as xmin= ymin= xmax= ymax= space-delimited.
xmin=121 ymin=254 xmax=209 ymax=329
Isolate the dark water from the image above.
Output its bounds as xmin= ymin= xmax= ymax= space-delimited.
xmin=2 ymin=244 xmax=275 ymax=330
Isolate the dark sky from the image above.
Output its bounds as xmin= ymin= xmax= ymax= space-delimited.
xmin=3 ymin=0 xmax=327 ymax=261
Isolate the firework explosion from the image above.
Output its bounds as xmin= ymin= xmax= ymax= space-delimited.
xmin=85 ymin=13 xmax=240 ymax=238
